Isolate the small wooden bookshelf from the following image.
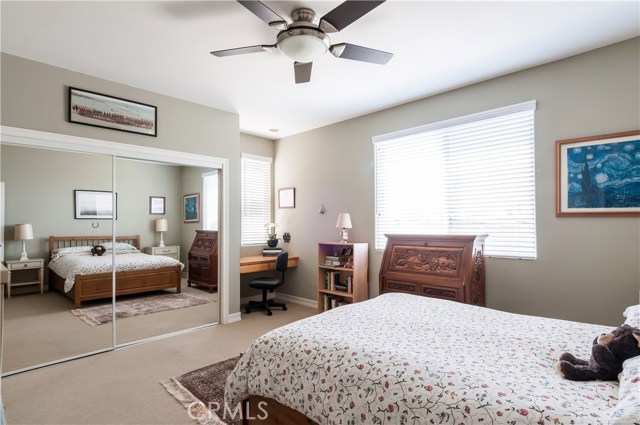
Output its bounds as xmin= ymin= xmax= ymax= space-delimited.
xmin=317 ymin=242 xmax=368 ymax=313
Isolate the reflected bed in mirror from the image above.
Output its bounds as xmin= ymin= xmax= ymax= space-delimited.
xmin=48 ymin=235 xmax=182 ymax=308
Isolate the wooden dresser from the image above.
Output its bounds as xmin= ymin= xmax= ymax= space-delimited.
xmin=379 ymin=234 xmax=487 ymax=306
xmin=187 ymin=230 xmax=218 ymax=293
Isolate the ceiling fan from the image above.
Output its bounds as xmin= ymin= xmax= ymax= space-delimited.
xmin=210 ymin=0 xmax=393 ymax=84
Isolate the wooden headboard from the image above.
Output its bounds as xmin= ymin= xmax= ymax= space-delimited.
xmin=49 ymin=235 xmax=141 ymax=257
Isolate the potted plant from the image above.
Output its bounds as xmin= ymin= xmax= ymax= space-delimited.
xmin=266 ymin=223 xmax=279 ymax=247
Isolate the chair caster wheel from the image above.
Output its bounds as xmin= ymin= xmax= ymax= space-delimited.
xmin=283 ymin=306 xmax=287 ymax=311
xmin=267 ymin=311 xmax=273 ymax=316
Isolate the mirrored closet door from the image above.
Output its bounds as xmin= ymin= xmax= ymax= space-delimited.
xmin=113 ymin=158 xmax=220 ymax=346
xmin=1 ymin=135 xmax=223 ymax=375
xmin=1 ymin=144 xmax=114 ymax=372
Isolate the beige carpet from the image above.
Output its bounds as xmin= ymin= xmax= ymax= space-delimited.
xmin=3 ymin=279 xmax=218 ymax=372
xmin=2 ymin=302 xmax=315 ymax=424
xmin=72 ymin=293 xmax=214 ymax=326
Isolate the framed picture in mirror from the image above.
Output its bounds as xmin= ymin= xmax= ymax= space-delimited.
xmin=183 ymin=193 xmax=200 ymax=223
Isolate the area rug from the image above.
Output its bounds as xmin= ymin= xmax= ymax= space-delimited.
xmin=161 ymin=355 xmax=242 ymax=425
xmin=71 ymin=293 xmax=214 ymax=326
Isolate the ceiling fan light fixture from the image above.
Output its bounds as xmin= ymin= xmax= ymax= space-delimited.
xmin=277 ymin=28 xmax=330 ymax=63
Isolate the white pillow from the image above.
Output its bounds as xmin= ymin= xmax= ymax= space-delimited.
xmin=623 ymin=305 xmax=640 ymax=328
xmin=100 ymin=242 xmax=137 ymax=250
xmin=609 ymin=355 xmax=640 ymax=424
xmin=51 ymin=246 xmax=93 ymax=260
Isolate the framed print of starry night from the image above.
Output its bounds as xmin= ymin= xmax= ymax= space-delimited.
xmin=556 ymin=130 xmax=640 ymax=216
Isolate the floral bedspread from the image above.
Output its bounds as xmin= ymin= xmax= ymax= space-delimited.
xmin=48 ymin=253 xmax=183 ymax=293
xmin=226 ymin=293 xmax=621 ymax=424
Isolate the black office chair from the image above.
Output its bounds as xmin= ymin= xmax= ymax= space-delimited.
xmin=245 ymin=251 xmax=288 ymax=316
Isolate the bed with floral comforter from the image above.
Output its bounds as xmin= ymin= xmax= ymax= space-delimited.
xmin=48 ymin=248 xmax=183 ymax=293
xmin=226 ymin=293 xmax=630 ymax=424
xmin=47 ymin=239 xmax=184 ymax=308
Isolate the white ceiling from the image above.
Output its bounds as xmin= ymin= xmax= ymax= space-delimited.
xmin=1 ymin=1 xmax=638 ymax=140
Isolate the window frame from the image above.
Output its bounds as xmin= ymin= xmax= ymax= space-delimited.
xmin=241 ymin=153 xmax=272 ymax=246
xmin=373 ymin=101 xmax=537 ymax=259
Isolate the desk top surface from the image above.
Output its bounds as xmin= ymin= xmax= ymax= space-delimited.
xmin=240 ymin=255 xmax=298 ymax=264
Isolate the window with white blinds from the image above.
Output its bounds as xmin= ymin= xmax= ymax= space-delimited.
xmin=241 ymin=154 xmax=272 ymax=245
xmin=202 ymin=170 xmax=218 ymax=231
xmin=373 ymin=101 xmax=537 ymax=259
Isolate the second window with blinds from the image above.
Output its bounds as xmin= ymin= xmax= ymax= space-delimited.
xmin=241 ymin=154 xmax=272 ymax=246
xmin=373 ymin=101 xmax=537 ymax=259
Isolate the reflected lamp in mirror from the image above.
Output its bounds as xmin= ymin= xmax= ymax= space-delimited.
xmin=15 ymin=223 xmax=34 ymax=261
xmin=335 ymin=213 xmax=352 ymax=244
xmin=155 ymin=218 xmax=168 ymax=248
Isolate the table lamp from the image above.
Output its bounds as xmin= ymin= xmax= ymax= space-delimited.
xmin=15 ymin=223 xmax=34 ymax=261
xmin=155 ymin=218 xmax=168 ymax=248
xmin=336 ymin=213 xmax=352 ymax=243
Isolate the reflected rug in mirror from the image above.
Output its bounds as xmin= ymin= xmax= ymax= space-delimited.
xmin=71 ymin=293 xmax=214 ymax=326
xmin=161 ymin=355 xmax=242 ymax=425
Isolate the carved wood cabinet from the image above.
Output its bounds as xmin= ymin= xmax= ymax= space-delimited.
xmin=187 ymin=230 xmax=218 ymax=293
xmin=379 ymin=234 xmax=487 ymax=306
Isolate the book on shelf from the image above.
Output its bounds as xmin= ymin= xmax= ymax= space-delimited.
xmin=334 ymin=283 xmax=348 ymax=292
xmin=324 ymin=255 xmax=347 ymax=266
xmin=323 ymin=293 xmax=349 ymax=311
xmin=262 ymin=247 xmax=282 ymax=256
xmin=323 ymin=270 xmax=343 ymax=290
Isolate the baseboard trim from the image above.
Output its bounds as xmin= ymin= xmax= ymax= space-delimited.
xmin=227 ymin=312 xmax=242 ymax=323
xmin=276 ymin=293 xmax=316 ymax=309
xmin=240 ymin=293 xmax=316 ymax=309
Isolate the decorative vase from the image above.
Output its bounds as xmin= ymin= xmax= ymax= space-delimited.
xmin=267 ymin=239 xmax=278 ymax=248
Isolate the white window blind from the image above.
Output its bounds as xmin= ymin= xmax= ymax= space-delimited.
xmin=373 ymin=101 xmax=537 ymax=259
xmin=241 ymin=154 xmax=272 ymax=245
xmin=202 ymin=170 xmax=218 ymax=231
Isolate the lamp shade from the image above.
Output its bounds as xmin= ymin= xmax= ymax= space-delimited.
xmin=15 ymin=223 xmax=34 ymax=240
xmin=155 ymin=218 xmax=168 ymax=232
xmin=335 ymin=213 xmax=352 ymax=229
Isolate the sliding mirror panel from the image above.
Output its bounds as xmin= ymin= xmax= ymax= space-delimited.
xmin=1 ymin=144 xmax=114 ymax=372
xmin=114 ymin=158 xmax=219 ymax=346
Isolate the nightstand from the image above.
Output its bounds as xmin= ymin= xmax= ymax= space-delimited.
xmin=5 ymin=258 xmax=44 ymax=298
xmin=144 ymin=246 xmax=180 ymax=260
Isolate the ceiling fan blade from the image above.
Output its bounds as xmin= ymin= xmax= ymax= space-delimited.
xmin=319 ymin=0 xmax=385 ymax=33
xmin=211 ymin=44 xmax=276 ymax=57
xmin=330 ymin=43 xmax=393 ymax=64
xmin=294 ymin=62 xmax=312 ymax=84
xmin=237 ymin=0 xmax=287 ymax=30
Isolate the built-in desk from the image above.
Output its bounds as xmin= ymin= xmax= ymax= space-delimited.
xmin=240 ymin=255 xmax=298 ymax=274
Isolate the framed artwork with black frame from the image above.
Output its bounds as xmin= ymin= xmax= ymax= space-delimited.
xmin=278 ymin=187 xmax=295 ymax=208
xmin=69 ymin=87 xmax=157 ymax=137
xmin=149 ymin=196 xmax=165 ymax=215
xmin=74 ymin=190 xmax=117 ymax=219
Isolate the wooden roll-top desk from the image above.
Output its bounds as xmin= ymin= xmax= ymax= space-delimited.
xmin=187 ymin=230 xmax=218 ymax=293
xmin=379 ymin=234 xmax=487 ymax=306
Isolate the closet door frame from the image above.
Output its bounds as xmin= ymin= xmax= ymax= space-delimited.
xmin=0 ymin=125 xmax=231 ymax=375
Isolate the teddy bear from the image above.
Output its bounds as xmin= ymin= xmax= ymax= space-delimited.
xmin=91 ymin=245 xmax=106 ymax=256
xmin=556 ymin=324 xmax=640 ymax=381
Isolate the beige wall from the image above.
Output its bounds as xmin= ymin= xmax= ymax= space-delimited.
xmin=274 ymin=37 xmax=640 ymax=326
xmin=0 ymin=146 xmax=185 ymax=261
xmin=0 ymin=53 xmax=243 ymax=314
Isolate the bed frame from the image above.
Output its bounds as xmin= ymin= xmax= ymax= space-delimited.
xmin=243 ymin=396 xmax=317 ymax=425
xmin=48 ymin=235 xmax=182 ymax=308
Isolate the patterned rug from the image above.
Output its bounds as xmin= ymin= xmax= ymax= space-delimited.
xmin=71 ymin=293 xmax=214 ymax=326
xmin=161 ymin=355 xmax=242 ymax=425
